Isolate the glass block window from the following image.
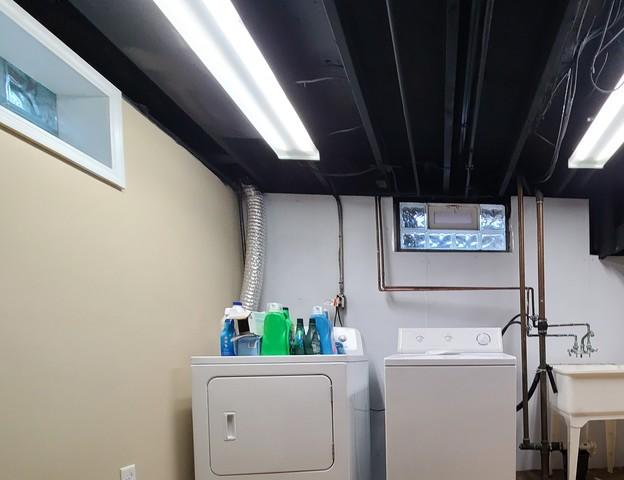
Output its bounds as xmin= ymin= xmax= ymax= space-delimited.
xmin=397 ymin=202 xmax=507 ymax=251
xmin=0 ymin=57 xmax=58 ymax=135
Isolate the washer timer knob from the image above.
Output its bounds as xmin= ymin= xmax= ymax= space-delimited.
xmin=476 ymin=333 xmax=491 ymax=346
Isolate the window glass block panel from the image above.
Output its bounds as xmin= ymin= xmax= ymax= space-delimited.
xmin=455 ymin=233 xmax=479 ymax=250
xmin=481 ymin=233 xmax=506 ymax=251
xmin=402 ymin=232 xmax=426 ymax=250
xmin=480 ymin=205 xmax=505 ymax=231
xmin=400 ymin=203 xmax=426 ymax=229
xmin=0 ymin=57 xmax=58 ymax=135
xmin=427 ymin=233 xmax=453 ymax=249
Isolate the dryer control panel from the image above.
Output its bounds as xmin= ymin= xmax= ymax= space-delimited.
xmin=397 ymin=327 xmax=503 ymax=354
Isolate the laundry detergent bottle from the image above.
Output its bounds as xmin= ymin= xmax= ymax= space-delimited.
xmin=261 ymin=302 xmax=290 ymax=355
xmin=220 ymin=318 xmax=236 ymax=356
xmin=311 ymin=305 xmax=337 ymax=354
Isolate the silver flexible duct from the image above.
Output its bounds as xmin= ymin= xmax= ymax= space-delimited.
xmin=239 ymin=185 xmax=265 ymax=311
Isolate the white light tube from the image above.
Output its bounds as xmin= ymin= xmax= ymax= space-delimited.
xmin=569 ymin=73 xmax=624 ymax=168
xmin=153 ymin=0 xmax=319 ymax=161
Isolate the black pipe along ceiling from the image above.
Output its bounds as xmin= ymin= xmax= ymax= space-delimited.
xmin=15 ymin=0 xmax=624 ymax=257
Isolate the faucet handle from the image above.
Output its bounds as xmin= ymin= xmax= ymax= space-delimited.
xmin=568 ymin=343 xmax=580 ymax=357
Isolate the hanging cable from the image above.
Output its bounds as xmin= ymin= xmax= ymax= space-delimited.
xmin=328 ymin=126 xmax=362 ymax=136
xmin=332 ymin=195 xmax=345 ymax=326
xmin=321 ymin=166 xmax=378 ymax=178
xmin=295 ymin=76 xmax=346 ymax=87
xmin=533 ymin=0 xmax=624 ymax=183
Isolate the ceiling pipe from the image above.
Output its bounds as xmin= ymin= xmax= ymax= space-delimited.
xmin=458 ymin=0 xmax=482 ymax=171
xmin=385 ymin=0 xmax=421 ymax=196
xmin=464 ymin=0 xmax=495 ymax=197
xmin=442 ymin=0 xmax=460 ymax=193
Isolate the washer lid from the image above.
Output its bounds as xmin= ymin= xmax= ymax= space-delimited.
xmin=385 ymin=352 xmax=516 ymax=366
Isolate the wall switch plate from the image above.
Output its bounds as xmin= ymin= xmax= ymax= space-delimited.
xmin=120 ymin=465 xmax=136 ymax=480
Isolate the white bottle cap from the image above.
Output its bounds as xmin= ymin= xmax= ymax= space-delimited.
xmin=312 ymin=305 xmax=323 ymax=315
xmin=267 ymin=302 xmax=283 ymax=312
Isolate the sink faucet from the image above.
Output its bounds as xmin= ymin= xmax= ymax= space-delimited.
xmin=580 ymin=330 xmax=598 ymax=357
xmin=568 ymin=336 xmax=580 ymax=357
xmin=529 ymin=320 xmax=597 ymax=358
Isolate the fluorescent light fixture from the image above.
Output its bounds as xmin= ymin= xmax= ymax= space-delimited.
xmin=152 ymin=0 xmax=319 ymax=161
xmin=569 ymin=72 xmax=624 ymax=168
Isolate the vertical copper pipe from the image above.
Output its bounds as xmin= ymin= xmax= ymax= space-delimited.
xmin=536 ymin=191 xmax=550 ymax=478
xmin=517 ymin=179 xmax=530 ymax=445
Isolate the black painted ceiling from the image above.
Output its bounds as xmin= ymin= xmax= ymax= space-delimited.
xmin=14 ymin=0 xmax=624 ymax=255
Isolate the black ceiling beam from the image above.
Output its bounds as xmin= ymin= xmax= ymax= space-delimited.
xmin=323 ymin=0 xmax=391 ymax=193
xmin=443 ymin=0 xmax=460 ymax=193
xmin=498 ymin=0 xmax=585 ymax=196
xmin=385 ymin=0 xmax=422 ymax=196
xmin=464 ymin=0 xmax=495 ymax=198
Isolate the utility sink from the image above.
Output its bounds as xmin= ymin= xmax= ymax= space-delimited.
xmin=551 ymin=364 xmax=624 ymax=480
xmin=553 ymin=364 xmax=624 ymax=416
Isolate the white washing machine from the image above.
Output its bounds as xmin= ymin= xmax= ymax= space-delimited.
xmin=192 ymin=327 xmax=370 ymax=480
xmin=385 ymin=328 xmax=516 ymax=480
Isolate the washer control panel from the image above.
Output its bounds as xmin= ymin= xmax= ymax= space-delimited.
xmin=398 ymin=328 xmax=503 ymax=354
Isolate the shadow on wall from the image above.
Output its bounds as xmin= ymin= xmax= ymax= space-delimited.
xmin=172 ymin=367 xmax=194 ymax=480
xmin=602 ymin=256 xmax=624 ymax=277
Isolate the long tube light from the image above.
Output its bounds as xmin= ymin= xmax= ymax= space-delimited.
xmin=569 ymin=73 xmax=624 ymax=168
xmin=152 ymin=0 xmax=319 ymax=161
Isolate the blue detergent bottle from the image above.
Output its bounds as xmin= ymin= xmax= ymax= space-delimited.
xmin=220 ymin=318 xmax=236 ymax=356
xmin=311 ymin=305 xmax=337 ymax=354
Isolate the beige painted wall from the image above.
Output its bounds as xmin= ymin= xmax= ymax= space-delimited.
xmin=0 ymin=103 xmax=242 ymax=480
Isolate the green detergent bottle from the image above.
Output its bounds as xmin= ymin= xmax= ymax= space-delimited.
xmin=283 ymin=306 xmax=294 ymax=350
xmin=261 ymin=302 xmax=291 ymax=355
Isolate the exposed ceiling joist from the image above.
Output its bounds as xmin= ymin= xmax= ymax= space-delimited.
xmin=498 ymin=0 xmax=586 ymax=196
xmin=323 ymin=0 xmax=391 ymax=192
xmin=386 ymin=0 xmax=421 ymax=196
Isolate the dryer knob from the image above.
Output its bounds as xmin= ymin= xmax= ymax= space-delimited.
xmin=477 ymin=333 xmax=491 ymax=346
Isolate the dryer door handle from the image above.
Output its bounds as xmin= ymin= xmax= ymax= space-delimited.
xmin=224 ymin=412 xmax=237 ymax=441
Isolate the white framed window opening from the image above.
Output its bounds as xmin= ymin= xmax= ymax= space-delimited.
xmin=0 ymin=0 xmax=125 ymax=188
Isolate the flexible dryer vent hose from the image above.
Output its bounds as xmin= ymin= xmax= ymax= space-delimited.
xmin=239 ymin=185 xmax=265 ymax=311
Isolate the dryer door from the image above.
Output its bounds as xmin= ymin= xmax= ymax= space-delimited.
xmin=207 ymin=374 xmax=334 ymax=475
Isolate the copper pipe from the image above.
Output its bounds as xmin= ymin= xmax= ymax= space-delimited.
xmin=375 ymin=196 xmax=522 ymax=292
xmin=535 ymin=191 xmax=550 ymax=479
xmin=517 ymin=179 xmax=530 ymax=445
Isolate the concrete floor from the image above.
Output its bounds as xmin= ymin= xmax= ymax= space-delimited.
xmin=517 ymin=469 xmax=624 ymax=479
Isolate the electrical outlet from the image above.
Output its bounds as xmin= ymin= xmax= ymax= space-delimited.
xmin=120 ymin=465 xmax=136 ymax=480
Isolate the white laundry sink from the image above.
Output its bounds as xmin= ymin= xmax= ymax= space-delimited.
xmin=553 ymin=364 xmax=624 ymax=416
xmin=551 ymin=364 xmax=624 ymax=479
